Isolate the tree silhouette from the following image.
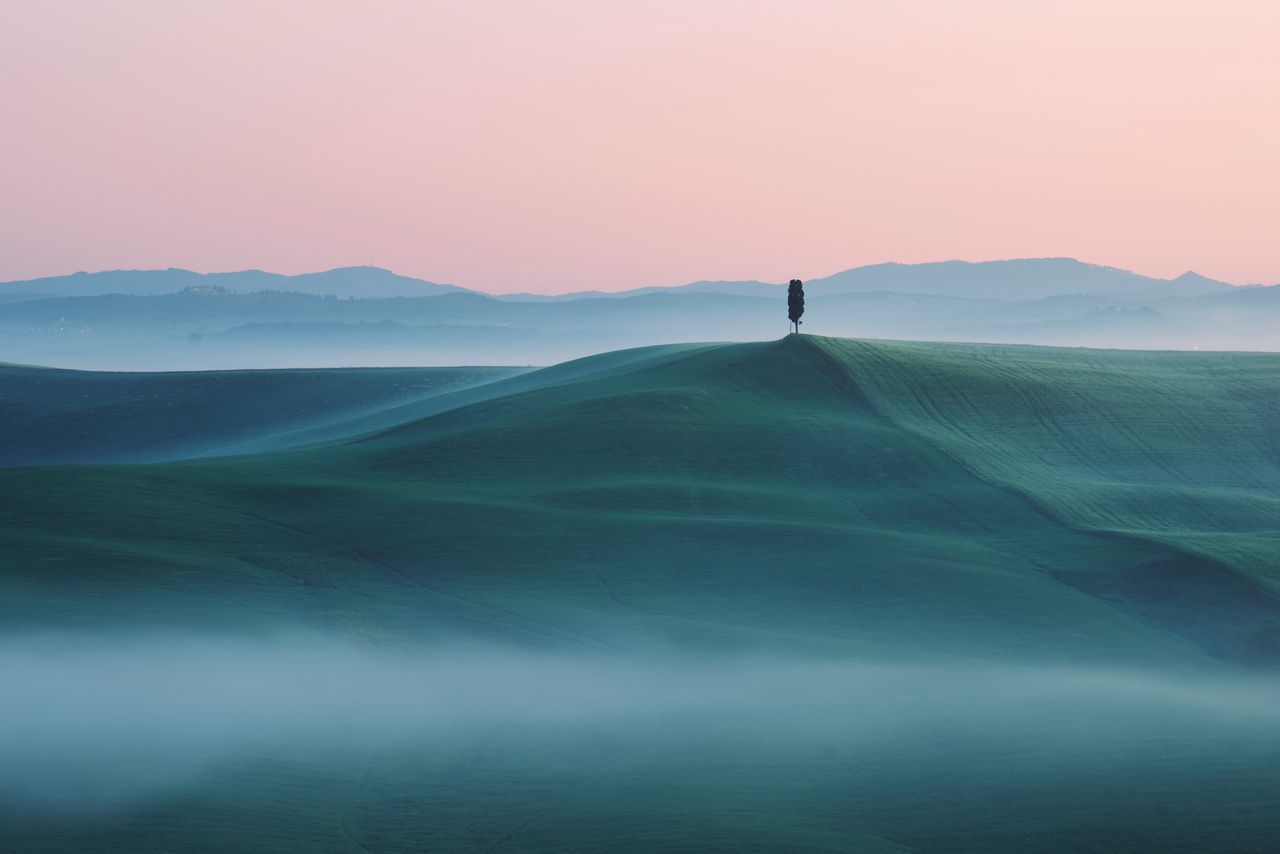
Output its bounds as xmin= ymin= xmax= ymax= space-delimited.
xmin=787 ymin=279 xmax=805 ymax=334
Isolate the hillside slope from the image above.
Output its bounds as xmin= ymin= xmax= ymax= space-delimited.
xmin=815 ymin=338 xmax=1280 ymax=588
xmin=3 ymin=336 xmax=1276 ymax=662
xmin=0 ymin=364 xmax=525 ymax=465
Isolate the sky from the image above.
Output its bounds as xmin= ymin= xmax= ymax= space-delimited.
xmin=2 ymin=1 xmax=1277 ymax=294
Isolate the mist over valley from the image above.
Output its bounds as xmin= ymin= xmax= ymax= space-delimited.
xmin=4 ymin=259 xmax=1276 ymax=370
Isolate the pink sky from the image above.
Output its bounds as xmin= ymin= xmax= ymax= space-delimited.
xmin=2 ymin=1 xmax=1278 ymax=293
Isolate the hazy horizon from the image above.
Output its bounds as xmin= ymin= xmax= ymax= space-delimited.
xmin=0 ymin=255 xmax=1267 ymax=295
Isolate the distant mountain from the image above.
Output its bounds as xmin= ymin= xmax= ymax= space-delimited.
xmin=500 ymin=259 xmax=1239 ymax=302
xmin=809 ymin=258 xmax=1236 ymax=300
xmin=0 ymin=259 xmax=1273 ymax=369
xmin=504 ymin=280 xmax=784 ymax=301
xmin=0 ymin=258 xmax=1241 ymax=303
xmin=1168 ymin=270 xmax=1230 ymax=292
xmin=0 ymin=266 xmax=467 ymax=300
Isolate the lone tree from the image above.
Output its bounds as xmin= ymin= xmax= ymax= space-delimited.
xmin=787 ymin=279 xmax=805 ymax=334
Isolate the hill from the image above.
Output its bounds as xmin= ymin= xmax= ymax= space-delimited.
xmin=8 ymin=333 xmax=1274 ymax=654
xmin=2 ymin=336 xmax=1279 ymax=851
xmin=0 ymin=364 xmax=526 ymax=466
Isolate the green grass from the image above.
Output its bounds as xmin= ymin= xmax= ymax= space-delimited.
xmin=815 ymin=338 xmax=1280 ymax=583
xmin=0 ymin=363 xmax=527 ymax=465
xmin=2 ymin=335 xmax=1279 ymax=851
xmin=4 ymin=336 xmax=1276 ymax=661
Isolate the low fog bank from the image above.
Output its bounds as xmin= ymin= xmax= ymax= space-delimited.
xmin=3 ymin=632 xmax=1279 ymax=816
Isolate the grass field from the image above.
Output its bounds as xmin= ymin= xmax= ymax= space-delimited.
xmin=0 ymin=363 xmax=527 ymax=465
xmin=1 ymin=335 xmax=1278 ymax=851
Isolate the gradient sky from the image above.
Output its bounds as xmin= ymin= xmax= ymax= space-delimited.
xmin=2 ymin=1 xmax=1277 ymax=293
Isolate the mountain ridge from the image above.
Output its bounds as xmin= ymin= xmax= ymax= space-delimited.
xmin=1 ymin=258 xmax=1245 ymax=301
xmin=0 ymin=265 xmax=468 ymax=299
xmin=2 ymin=259 xmax=1274 ymax=370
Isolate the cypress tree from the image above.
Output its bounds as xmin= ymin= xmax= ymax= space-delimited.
xmin=787 ymin=279 xmax=805 ymax=334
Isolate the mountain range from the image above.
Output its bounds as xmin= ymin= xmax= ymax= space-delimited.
xmin=1 ymin=258 xmax=1275 ymax=369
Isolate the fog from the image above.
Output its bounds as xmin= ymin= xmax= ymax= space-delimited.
xmin=3 ymin=633 xmax=1279 ymax=819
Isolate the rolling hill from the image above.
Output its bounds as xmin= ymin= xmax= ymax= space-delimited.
xmin=2 ymin=336 xmax=1278 ymax=851
xmin=0 ymin=364 xmax=527 ymax=466
xmin=5 ymin=334 xmax=1274 ymax=656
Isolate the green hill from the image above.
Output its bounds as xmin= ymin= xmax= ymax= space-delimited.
xmin=2 ymin=336 xmax=1279 ymax=851
xmin=0 ymin=364 xmax=526 ymax=465
xmin=4 ymin=336 xmax=1276 ymax=659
